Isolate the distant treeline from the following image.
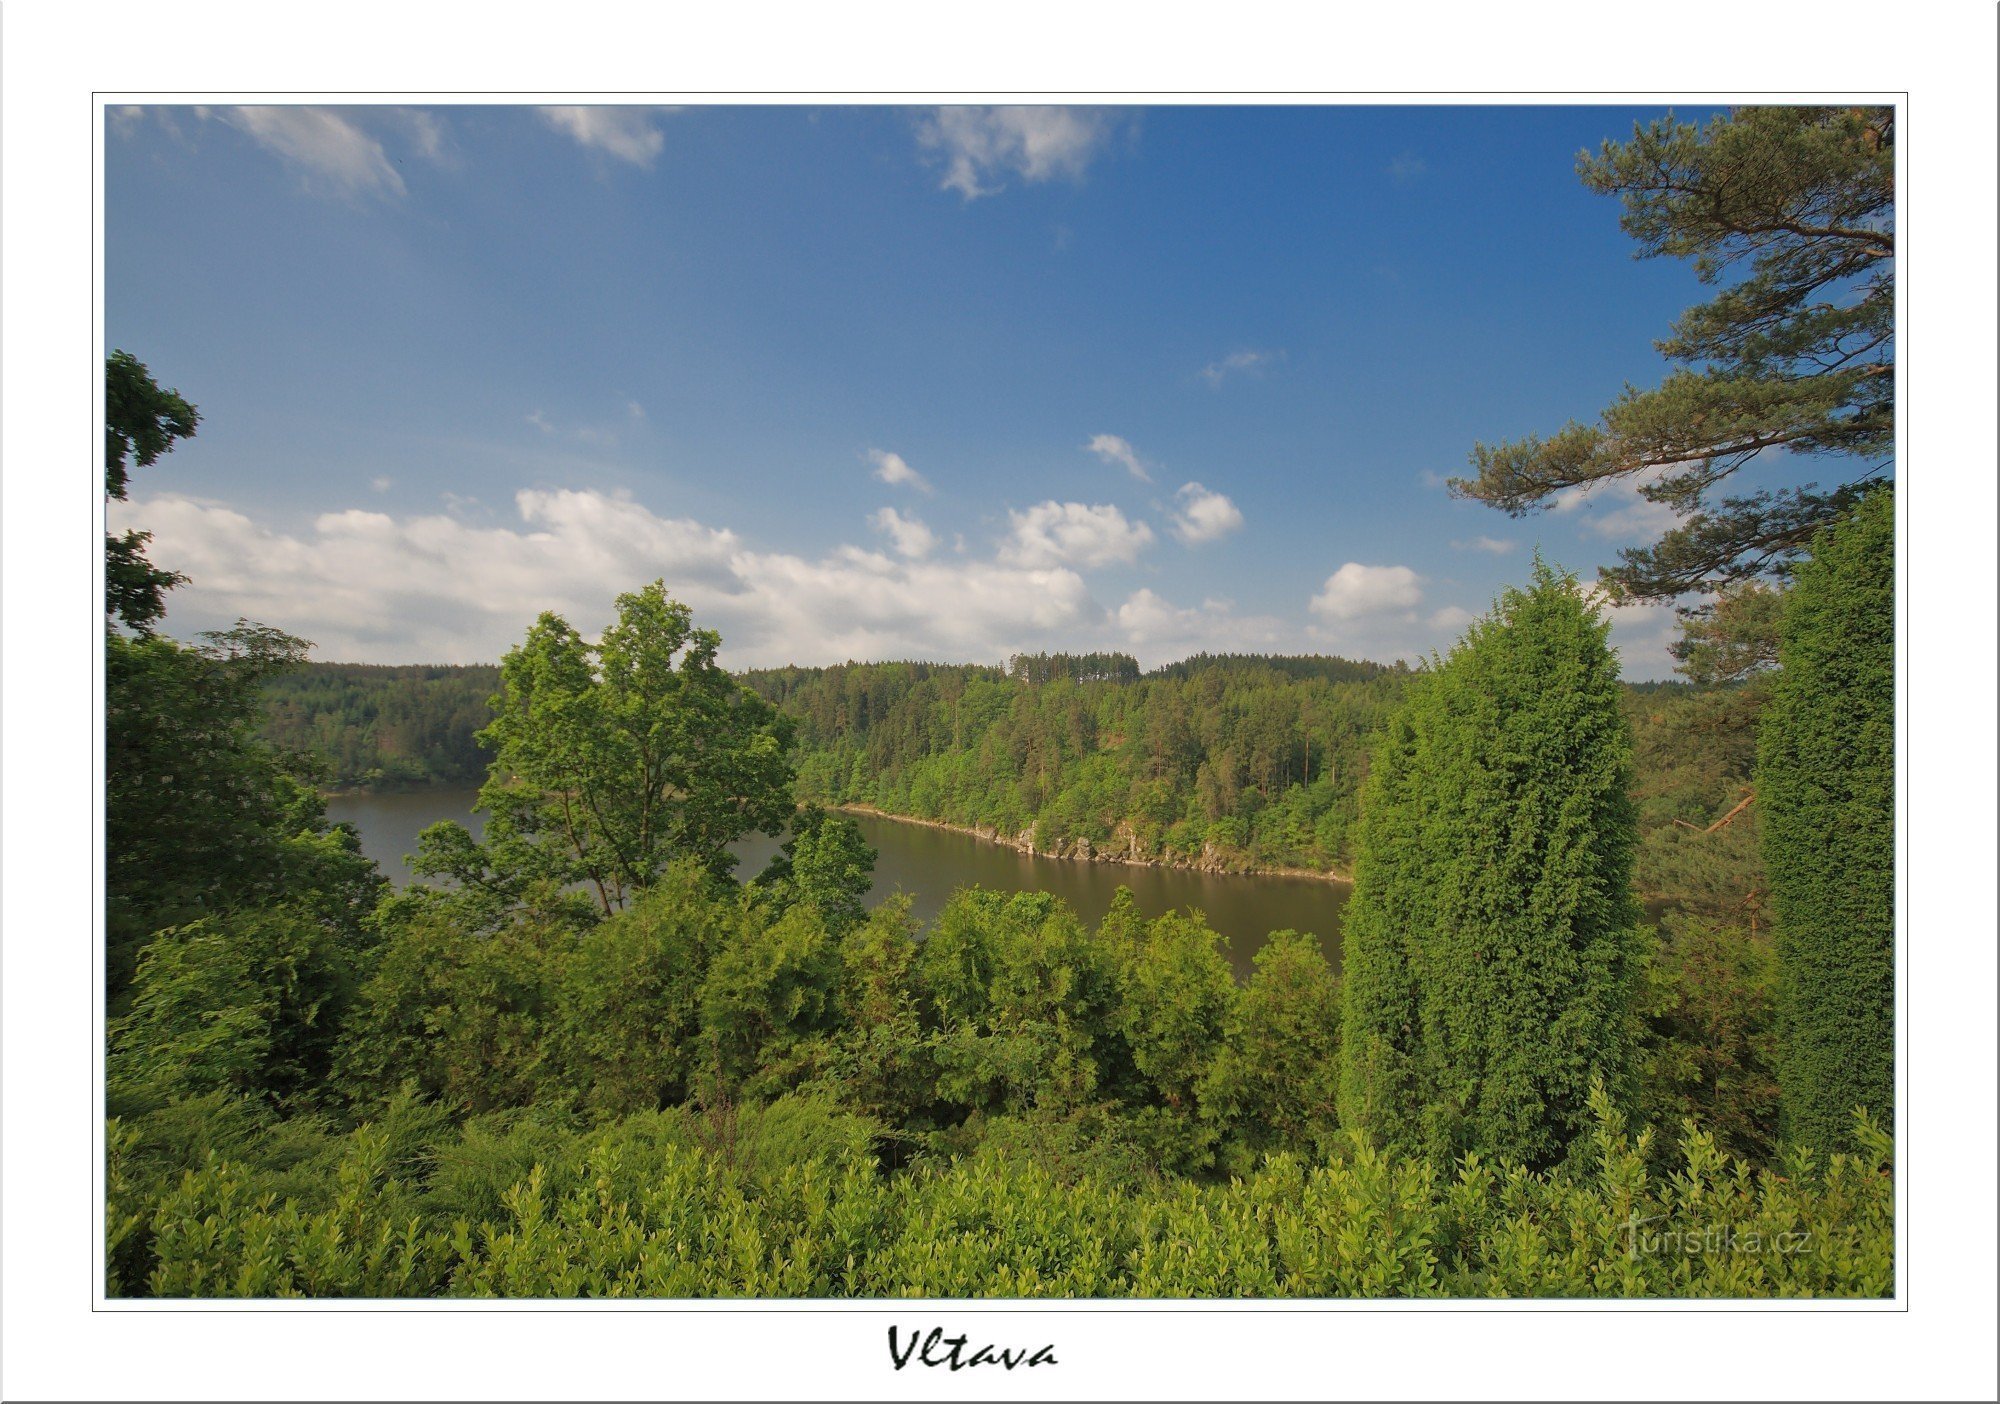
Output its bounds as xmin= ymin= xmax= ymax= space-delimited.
xmin=262 ymin=663 xmax=498 ymax=789
xmin=262 ymin=654 xmax=1764 ymax=916
xmin=739 ymin=656 xmax=1404 ymax=875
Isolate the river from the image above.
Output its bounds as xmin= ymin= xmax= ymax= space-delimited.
xmin=324 ymin=788 xmax=1348 ymax=980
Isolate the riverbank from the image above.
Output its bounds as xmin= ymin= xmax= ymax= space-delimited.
xmin=827 ymin=803 xmax=1354 ymax=886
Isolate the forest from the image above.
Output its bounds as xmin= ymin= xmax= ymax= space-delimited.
xmin=261 ymin=654 xmax=1766 ymax=925
xmin=107 ymin=532 xmax=1894 ymax=1299
xmin=104 ymin=107 xmax=1897 ymax=1300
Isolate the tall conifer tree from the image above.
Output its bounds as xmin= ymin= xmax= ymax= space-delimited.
xmin=1340 ymin=562 xmax=1641 ymax=1167
xmin=1758 ymin=489 xmax=1895 ymax=1153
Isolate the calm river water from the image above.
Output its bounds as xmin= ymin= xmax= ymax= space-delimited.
xmin=325 ymin=789 xmax=1348 ymax=979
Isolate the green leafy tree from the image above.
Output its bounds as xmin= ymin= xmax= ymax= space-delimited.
xmin=416 ymin=582 xmax=796 ymax=915
xmin=755 ymin=803 xmax=877 ymax=935
xmin=333 ymin=903 xmax=565 ymax=1115
xmin=107 ymin=623 xmax=380 ymax=993
xmin=824 ymin=897 xmax=938 ymax=1147
xmin=1201 ymin=927 xmax=1343 ymax=1171
xmin=699 ymin=900 xmax=842 ymax=1097
xmin=1452 ymin=107 xmax=1892 ymax=616
xmin=919 ymin=890 xmax=1121 ymax=1121
xmin=547 ymin=864 xmax=738 ymax=1117
xmin=1669 ymin=580 xmax=1789 ymax=685
xmin=1115 ymin=909 xmax=1237 ymax=1175
xmin=109 ymin=906 xmax=362 ymax=1113
xmin=1758 ymin=489 xmax=1894 ymax=1153
xmin=105 ymin=349 xmax=199 ymax=633
xmin=1340 ymin=562 xmax=1642 ymax=1168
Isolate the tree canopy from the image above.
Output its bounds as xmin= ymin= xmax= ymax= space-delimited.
xmin=1451 ymin=106 xmax=1893 ymax=614
xmin=1340 ymin=561 xmax=1641 ymax=1168
xmin=414 ymin=582 xmax=797 ymax=916
xmin=1758 ymin=489 xmax=1895 ymax=1154
xmin=105 ymin=350 xmax=200 ymax=633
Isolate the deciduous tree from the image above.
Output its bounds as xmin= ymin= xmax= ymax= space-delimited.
xmin=105 ymin=350 xmax=198 ymax=633
xmin=416 ymin=582 xmax=796 ymax=915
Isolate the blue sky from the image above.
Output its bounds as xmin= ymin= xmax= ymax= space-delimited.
xmin=107 ymin=102 xmax=1746 ymax=676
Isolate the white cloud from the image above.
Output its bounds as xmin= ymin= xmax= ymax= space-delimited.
xmin=627 ymin=400 xmax=647 ymax=421
xmin=537 ymin=106 xmax=669 ymax=167
xmin=1387 ymin=152 xmax=1427 ymax=184
xmin=868 ymin=449 xmax=932 ymax=494
xmin=1304 ymin=563 xmax=1479 ymax=665
xmin=1086 ymin=433 xmax=1152 ymax=483
xmin=916 ymin=106 xmax=1116 ymax=200
xmin=869 ymin=506 xmax=937 ymax=559
xmin=111 ymin=488 xmax=1109 ymax=669
xmin=1000 ymin=501 xmax=1153 ymax=570
xmin=1115 ymin=589 xmax=1281 ymax=664
xmin=1199 ymin=348 xmax=1279 ymax=388
xmin=1547 ymin=465 xmax=1683 ymax=542
xmin=369 ymin=475 xmax=394 ymax=493
xmin=389 ymin=108 xmax=453 ymax=167
xmin=1168 ymin=482 xmax=1245 ymax=545
xmin=214 ymin=106 xmax=405 ymax=198
xmin=527 ymin=410 xmax=554 ymax=434
xmin=1452 ymin=535 xmax=1516 ymax=554
xmin=1581 ymin=582 xmax=1682 ymax=680
xmin=1309 ymin=563 xmax=1426 ymax=621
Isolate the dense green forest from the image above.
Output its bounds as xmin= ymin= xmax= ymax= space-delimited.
xmin=262 ymin=663 xmax=499 ymax=789
xmin=263 ymin=653 xmax=1768 ymax=925
xmin=107 ymin=109 xmax=1896 ymax=1301
xmin=108 ymin=531 xmax=1892 ymax=1300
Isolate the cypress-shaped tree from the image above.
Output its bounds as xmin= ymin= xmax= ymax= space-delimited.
xmin=1339 ymin=561 xmax=1641 ymax=1168
xmin=1758 ymin=488 xmax=1895 ymax=1154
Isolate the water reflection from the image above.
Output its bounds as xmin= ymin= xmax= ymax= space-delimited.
xmin=326 ymin=789 xmax=1348 ymax=979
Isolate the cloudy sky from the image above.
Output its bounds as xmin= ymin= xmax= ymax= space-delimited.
xmin=106 ymin=102 xmax=1786 ymax=676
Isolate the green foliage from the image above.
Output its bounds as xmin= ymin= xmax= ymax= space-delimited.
xmin=1202 ymin=928 xmax=1343 ymax=1175
xmin=105 ymin=349 xmax=198 ymax=633
xmin=110 ymin=908 xmax=362 ymax=1112
xmin=1625 ymin=682 xmax=1768 ymax=923
xmin=261 ymin=663 xmax=499 ymax=788
xmin=1113 ymin=911 xmax=1236 ymax=1175
xmin=426 ymin=582 xmax=795 ymax=917
xmin=1452 ymin=107 xmax=1893 ymax=607
xmin=819 ymin=898 xmax=938 ymax=1145
xmin=754 ymin=803 xmax=876 ymax=936
xmin=1671 ymin=581 xmax=1788 ymax=685
xmin=1341 ymin=563 xmax=1642 ymax=1168
xmin=108 ymin=831 xmax=1889 ymax=1302
xmin=120 ymin=1093 xmax=1893 ymax=1299
xmin=699 ymin=901 xmax=843 ymax=1097
xmin=1758 ymin=489 xmax=1894 ymax=1154
xmin=106 ymin=623 xmax=383 ymax=995
xmin=334 ymin=903 xmax=567 ymax=1115
xmin=740 ymin=654 xmax=1405 ymax=876
xmin=1635 ymin=914 xmax=1780 ymax=1166
xmin=546 ymin=864 xmax=734 ymax=1117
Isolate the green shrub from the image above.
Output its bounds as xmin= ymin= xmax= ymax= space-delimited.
xmin=120 ymin=1088 xmax=1892 ymax=1299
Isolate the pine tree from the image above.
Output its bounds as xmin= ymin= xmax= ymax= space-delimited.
xmin=1452 ymin=107 xmax=1893 ymax=624
xmin=1758 ymin=488 xmax=1894 ymax=1153
xmin=1339 ymin=562 xmax=1641 ymax=1167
